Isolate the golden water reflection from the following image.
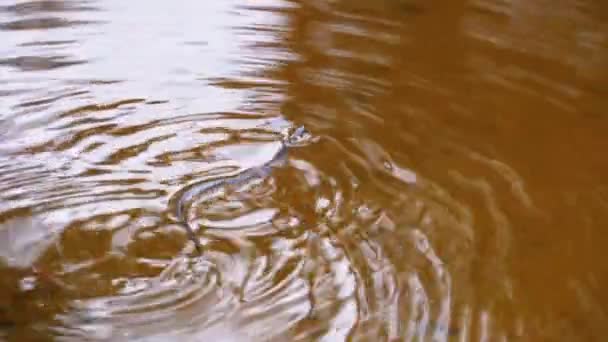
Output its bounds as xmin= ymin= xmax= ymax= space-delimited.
xmin=0 ymin=0 xmax=607 ymax=340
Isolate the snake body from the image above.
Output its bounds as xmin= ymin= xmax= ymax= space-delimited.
xmin=174 ymin=126 xmax=310 ymax=253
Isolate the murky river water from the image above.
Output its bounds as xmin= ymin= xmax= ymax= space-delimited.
xmin=1 ymin=0 xmax=607 ymax=341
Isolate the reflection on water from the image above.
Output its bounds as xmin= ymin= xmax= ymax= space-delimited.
xmin=1 ymin=0 xmax=607 ymax=340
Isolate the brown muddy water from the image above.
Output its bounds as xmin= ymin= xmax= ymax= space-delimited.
xmin=1 ymin=0 xmax=607 ymax=341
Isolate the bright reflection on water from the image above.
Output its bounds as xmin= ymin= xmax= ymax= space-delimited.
xmin=1 ymin=0 xmax=608 ymax=341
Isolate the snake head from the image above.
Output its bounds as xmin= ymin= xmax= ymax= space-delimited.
xmin=284 ymin=125 xmax=316 ymax=147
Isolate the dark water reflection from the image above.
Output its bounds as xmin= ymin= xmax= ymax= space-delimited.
xmin=1 ymin=0 xmax=607 ymax=340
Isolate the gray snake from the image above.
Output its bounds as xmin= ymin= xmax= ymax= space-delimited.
xmin=172 ymin=126 xmax=311 ymax=253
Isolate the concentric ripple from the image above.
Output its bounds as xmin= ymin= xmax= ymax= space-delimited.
xmin=2 ymin=0 xmax=607 ymax=341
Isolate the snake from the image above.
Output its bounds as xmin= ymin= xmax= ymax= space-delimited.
xmin=173 ymin=125 xmax=312 ymax=253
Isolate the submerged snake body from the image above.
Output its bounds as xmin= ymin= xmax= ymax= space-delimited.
xmin=175 ymin=126 xmax=309 ymax=252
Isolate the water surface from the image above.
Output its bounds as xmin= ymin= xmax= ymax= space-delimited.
xmin=1 ymin=0 xmax=607 ymax=341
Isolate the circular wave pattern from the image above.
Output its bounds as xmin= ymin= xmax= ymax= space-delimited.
xmin=0 ymin=107 xmax=472 ymax=340
xmin=2 ymin=0 xmax=604 ymax=341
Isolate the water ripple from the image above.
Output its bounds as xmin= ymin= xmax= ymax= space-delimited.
xmin=1 ymin=0 xmax=606 ymax=340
